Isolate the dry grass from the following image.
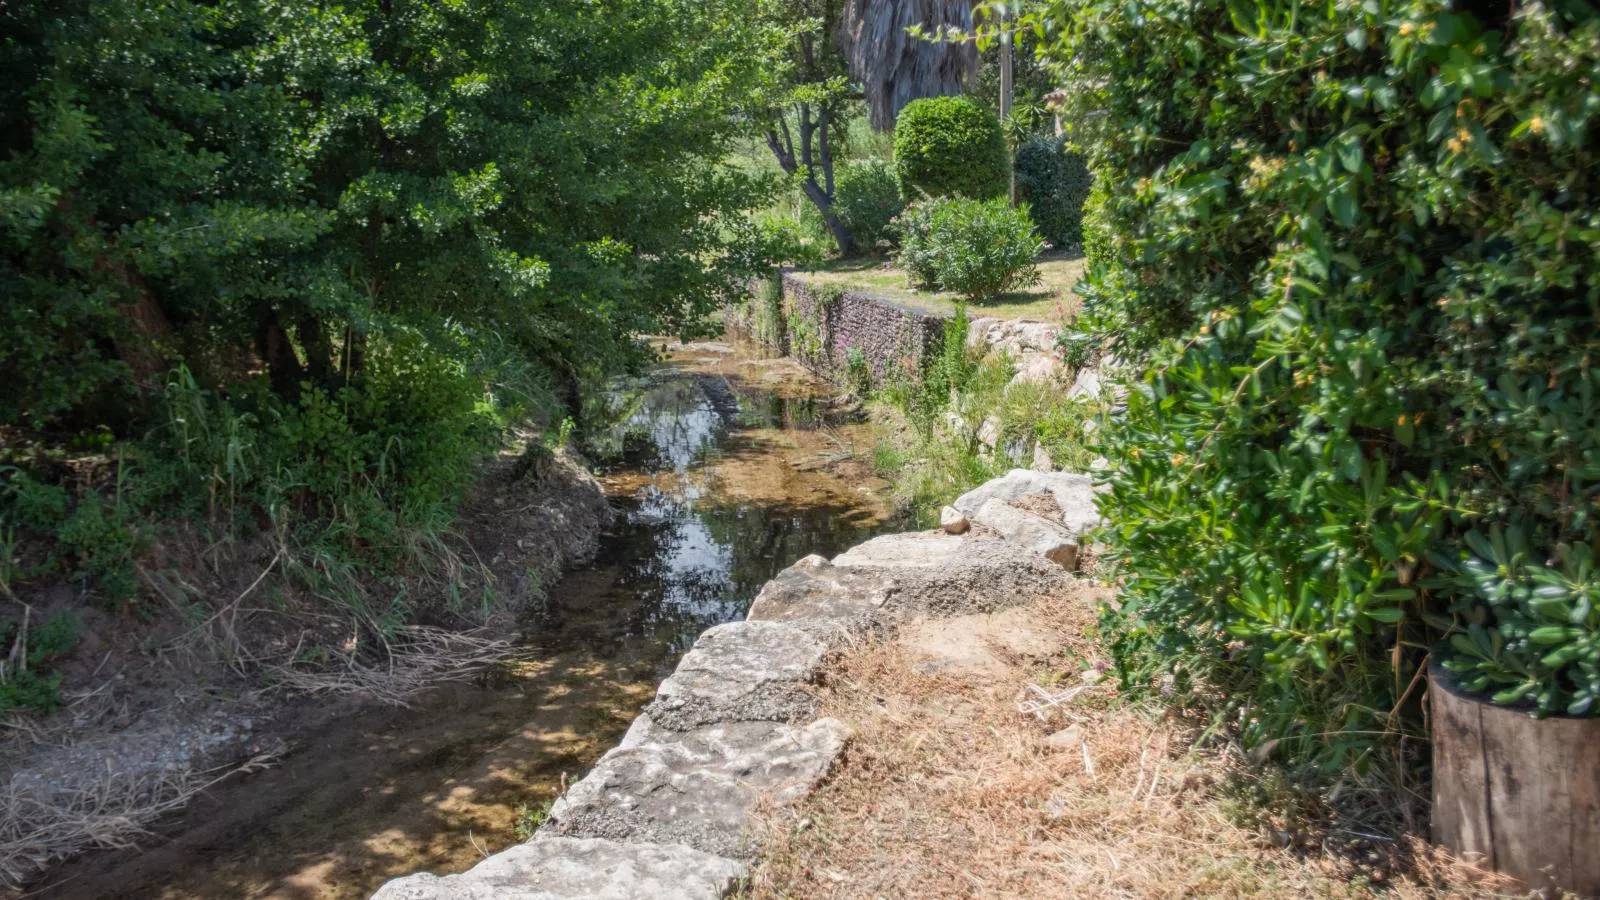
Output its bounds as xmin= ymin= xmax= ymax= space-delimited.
xmin=0 ymin=750 xmax=280 ymax=893
xmin=263 ymin=624 xmax=525 ymax=707
xmin=744 ymin=587 xmax=1524 ymax=900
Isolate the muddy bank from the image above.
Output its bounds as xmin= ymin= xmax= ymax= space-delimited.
xmin=23 ymin=341 xmax=894 ymax=899
xmin=2 ymin=443 xmax=611 ymax=898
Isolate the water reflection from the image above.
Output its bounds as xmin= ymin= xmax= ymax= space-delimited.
xmin=538 ymin=368 xmax=888 ymax=663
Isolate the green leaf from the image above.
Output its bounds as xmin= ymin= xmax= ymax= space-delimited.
xmin=1329 ymin=184 xmax=1357 ymax=228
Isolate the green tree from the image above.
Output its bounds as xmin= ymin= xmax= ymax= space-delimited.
xmin=0 ymin=0 xmax=772 ymax=604
xmin=751 ymin=0 xmax=862 ymax=256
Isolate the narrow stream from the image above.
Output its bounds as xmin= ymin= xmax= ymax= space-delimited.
xmin=40 ymin=342 xmax=894 ymax=900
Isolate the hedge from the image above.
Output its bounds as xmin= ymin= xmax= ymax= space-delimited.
xmin=1014 ymin=134 xmax=1093 ymax=246
xmin=1032 ymin=0 xmax=1600 ymax=768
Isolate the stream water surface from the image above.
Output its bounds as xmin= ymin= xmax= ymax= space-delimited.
xmin=41 ymin=342 xmax=894 ymax=900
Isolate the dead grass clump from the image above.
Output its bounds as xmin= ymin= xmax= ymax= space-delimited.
xmin=263 ymin=625 xmax=524 ymax=707
xmin=744 ymin=587 xmax=1521 ymax=900
xmin=0 ymin=750 xmax=279 ymax=893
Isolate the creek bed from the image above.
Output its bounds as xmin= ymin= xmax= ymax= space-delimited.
xmin=38 ymin=342 xmax=894 ymax=900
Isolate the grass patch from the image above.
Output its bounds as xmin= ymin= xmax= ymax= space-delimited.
xmin=798 ymin=252 xmax=1084 ymax=322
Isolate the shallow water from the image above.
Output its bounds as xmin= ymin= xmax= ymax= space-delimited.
xmin=39 ymin=342 xmax=894 ymax=900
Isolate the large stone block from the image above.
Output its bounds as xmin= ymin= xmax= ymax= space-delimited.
xmin=744 ymin=554 xmax=893 ymax=639
xmin=971 ymin=498 xmax=1078 ymax=570
xmin=544 ymin=718 xmax=849 ymax=858
xmin=369 ymin=836 xmax=746 ymax=900
xmin=830 ymin=531 xmax=1068 ymax=616
xmin=951 ymin=469 xmax=1104 ymax=537
xmin=644 ymin=621 xmax=826 ymax=730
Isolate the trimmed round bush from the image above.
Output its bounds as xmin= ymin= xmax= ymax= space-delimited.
xmin=892 ymin=96 xmax=1008 ymax=201
xmin=894 ymin=196 xmax=1042 ymax=301
xmin=1014 ymin=135 xmax=1093 ymax=247
xmin=833 ymin=160 xmax=903 ymax=250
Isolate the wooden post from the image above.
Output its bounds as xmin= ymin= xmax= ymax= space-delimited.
xmin=1431 ymin=662 xmax=1600 ymax=895
xmin=999 ymin=7 xmax=1014 ymax=204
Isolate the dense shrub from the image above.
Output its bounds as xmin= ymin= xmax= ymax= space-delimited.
xmin=892 ymin=96 xmax=1008 ymax=201
xmin=1014 ymin=135 xmax=1094 ymax=246
xmin=895 ymin=196 xmax=1042 ymax=301
xmin=1030 ymin=0 xmax=1600 ymax=765
xmin=833 ymin=160 xmax=904 ymax=249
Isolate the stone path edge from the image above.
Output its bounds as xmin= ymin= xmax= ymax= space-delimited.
xmin=371 ymin=470 xmax=1100 ymax=900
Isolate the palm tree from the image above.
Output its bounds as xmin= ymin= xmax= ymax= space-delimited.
xmin=839 ymin=0 xmax=978 ymax=130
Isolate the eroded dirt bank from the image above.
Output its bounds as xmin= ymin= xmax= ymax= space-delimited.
xmin=23 ymin=341 xmax=894 ymax=899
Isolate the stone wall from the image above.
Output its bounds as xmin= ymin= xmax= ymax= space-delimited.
xmin=725 ymin=272 xmax=949 ymax=386
xmin=370 ymin=468 xmax=1104 ymax=900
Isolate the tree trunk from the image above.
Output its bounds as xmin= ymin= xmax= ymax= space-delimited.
xmin=299 ymin=315 xmax=334 ymax=389
xmin=799 ymin=179 xmax=856 ymax=257
xmin=1431 ymin=662 xmax=1600 ymax=896
xmin=256 ymin=313 xmax=304 ymax=398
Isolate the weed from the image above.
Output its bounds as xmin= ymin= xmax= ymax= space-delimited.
xmin=844 ymin=348 xmax=871 ymax=395
xmin=0 ymin=610 xmax=79 ymax=714
xmin=513 ymin=798 xmax=554 ymax=841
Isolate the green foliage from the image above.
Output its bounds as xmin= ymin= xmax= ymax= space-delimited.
xmin=0 ymin=611 xmax=79 ymax=714
xmin=844 ymin=347 xmax=871 ymax=394
xmin=751 ymin=202 xmax=831 ymax=269
xmin=892 ymin=96 xmax=1008 ymax=201
xmin=1023 ymin=0 xmax=1600 ymax=765
xmin=0 ymin=0 xmax=773 ymax=613
xmin=745 ymin=274 xmax=789 ymax=347
xmin=1014 ymin=135 xmax=1094 ymax=246
xmin=513 ymin=799 xmax=554 ymax=840
xmin=871 ymin=318 xmax=1097 ymax=522
xmin=895 ymin=197 xmax=1043 ymax=300
xmin=55 ymin=490 xmax=142 ymax=604
xmin=1078 ymin=180 xmax=1115 ymax=274
xmin=1430 ymin=527 xmax=1600 ymax=716
xmin=832 ymin=160 xmax=903 ymax=249
xmin=0 ymin=470 xmax=68 ymax=535
xmin=747 ymin=0 xmax=860 ymax=254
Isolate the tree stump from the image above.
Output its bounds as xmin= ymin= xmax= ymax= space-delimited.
xmin=1431 ymin=662 xmax=1600 ymax=895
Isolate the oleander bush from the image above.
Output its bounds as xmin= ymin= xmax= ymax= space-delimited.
xmin=1014 ymin=134 xmax=1094 ymax=247
xmin=893 ymin=96 xmax=1009 ymax=201
xmin=896 ymin=196 xmax=1042 ymax=301
xmin=1022 ymin=0 xmax=1600 ymax=767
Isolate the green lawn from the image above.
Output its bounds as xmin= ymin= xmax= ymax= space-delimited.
xmin=795 ymin=252 xmax=1085 ymax=323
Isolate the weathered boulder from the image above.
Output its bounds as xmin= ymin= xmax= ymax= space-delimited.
xmin=951 ymin=469 xmax=1103 ymax=538
xmin=830 ymin=531 xmax=1068 ymax=616
xmin=644 ymin=621 xmax=825 ymax=730
xmin=744 ymin=554 xmax=893 ymax=640
xmin=966 ymin=318 xmax=1061 ymax=356
xmin=939 ymin=506 xmax=969 ymax=534
xmin=545 ymin=718 xmax=849 ymax=858
xmin=1009 ymin=353 xmax=1062 ymax=388
xmin=369 ymin=836 xmax=746 ymax=900
xmin=1031 ymin=443 xmax=1054 ymax=473
xmin=1067 ymin=367 xmax=1102 ymax=400
xmin=977 ymin=415 xmax=1003 ymax=451
xmin=971 ymin=499 xmax=1078 ymax=569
